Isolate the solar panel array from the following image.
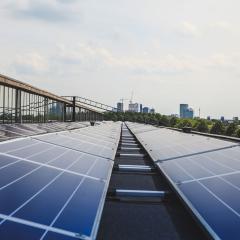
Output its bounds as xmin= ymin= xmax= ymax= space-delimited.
xmin=0 ymin=122 xmax=91 ymax=142
xmin=0 ymin=121 xmax=121 ymax=240
xmin=127 ymin=122 xmax=240 ymax=240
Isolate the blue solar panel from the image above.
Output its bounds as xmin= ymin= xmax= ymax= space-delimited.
xmin=0 ymin=122 xmax=121 ymax=239
xmin=34 ymin=131 xmax=116 ymax=160
xmin=0 ymin=122 xmax=89 ymax=142
xmin=127 ymin=122 xmax=240 ymax=240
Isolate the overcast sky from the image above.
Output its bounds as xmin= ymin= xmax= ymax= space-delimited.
xmin=0 ymin=0 xmax=240 ymax=119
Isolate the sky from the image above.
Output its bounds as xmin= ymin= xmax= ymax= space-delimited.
xmin=0 ymin=0 xmax=240 ymax=119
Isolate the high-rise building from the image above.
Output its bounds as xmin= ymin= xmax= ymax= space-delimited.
xmin=128 ymin=103 xmax=139 ymax=112
xmin=143 ymin=107 xmax=149 ymax=113
xmin=117 ymin=102 xmax=123 ymax=112
xmin=221 ymin=116 xmax=225 ymax=122
xmin=150 ymin=108 xmax=155 ymax=114
xmin=140 ymin=104 xmax=143 ymax=113
xmin=180 ymin=104 xmax=194 ymax=119
xmin=233 ymin=117 xmax=239 ymax=122
xmin=180 ymin=104 xmax=188 ymax=118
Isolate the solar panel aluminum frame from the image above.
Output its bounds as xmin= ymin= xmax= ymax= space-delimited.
xmin=126 ymin=124 xmax=221 ymax=240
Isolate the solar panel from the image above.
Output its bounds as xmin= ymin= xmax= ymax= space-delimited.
xmin=33 ymin=129 xmax=117 ymax=160
xmin=0 ymin=122 xmax=90 ymax=142
xmin=0 ymin=121 xmax=121 ymax=239
xmin=127 ymin=122 xmax=240 ymax=240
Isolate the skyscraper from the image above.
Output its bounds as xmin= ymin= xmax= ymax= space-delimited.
xmin=143 ymin=107 xmax=149 ymax=113
xmin=128 ymin=103 xmax=139 ymax=112
xmin=180 ymin=104 xmax=194 ymax=119
xmin=117 ymin=102 xmax=123 ymax=112
xmin=150 ymin=108 xmax=155 ymax=114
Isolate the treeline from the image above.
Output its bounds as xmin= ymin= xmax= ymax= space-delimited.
xmin=104 ymin=112 xmax=240 ymax=138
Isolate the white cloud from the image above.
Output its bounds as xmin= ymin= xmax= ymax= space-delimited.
xmin=177 ymin=21 xmax=201 ymax=38
xmin=54 ymin=43 xmax=199 ymax=75
xmin=1 ymin=0 xmax=78 ymax=22
xmin=209 ymin=21 xmax=233 ymax=32
xmin=205 ymin=53 xmax=240 ymax=71
xmin=12 ymin=52 xmax=49 ymax=75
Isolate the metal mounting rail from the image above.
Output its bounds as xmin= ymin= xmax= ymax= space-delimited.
xmin=115 ymin=164 xmax=155 ymax=173
xmin=115 ymin=189 xmax=167 ymax=198
xmin=121 ymin=143 xmax=139 ymax=146
xmin=117 ymin=153 xmax=146 ymax=157
xmin=120 ymin=140 xmax=136 ymax=143
xmin=120 ymin=147 xmax=141 ymax=150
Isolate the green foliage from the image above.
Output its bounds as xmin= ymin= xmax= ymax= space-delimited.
xmin=235 ymin=128 xmax=240 ymax=138
xmin=195 ymin=120 xmax=209 ymax=133
xmin=169 ymin=117 xmax=178 ymax=127
xmin=158 ymin=115 xmax=170 ymax=126
xmin=225 ymin=123 xmax=237 ymax=136
xmin=176 ymin=119 xmax=192 ymax=128
xmin=104 ymin=112 xmax=239 ymax=139
xmin=210 ymin=121 xmax=225 ymax=135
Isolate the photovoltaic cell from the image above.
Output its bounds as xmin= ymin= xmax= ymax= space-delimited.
xmin=127 ymin=122 xmax=240 ymax=240
xmin=0 ymin=121 xmax=121 ymax=239
xmin=0 ymin=221 xmax=44 ymax=240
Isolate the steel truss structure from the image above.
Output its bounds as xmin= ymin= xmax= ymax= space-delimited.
xmin=63 ymin=96 xmax=117 ymax=112
xmin=0 ymin=74 xmax=103 ymax=124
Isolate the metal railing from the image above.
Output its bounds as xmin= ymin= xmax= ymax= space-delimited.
xmin=63 ymin=96 xmax=117 ymax=112
xmin=0 ymin=74 xmax=103 ymax=124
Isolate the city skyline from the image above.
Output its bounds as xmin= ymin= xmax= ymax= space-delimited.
xmin=0 ymin=1 xmax=240 ymax=119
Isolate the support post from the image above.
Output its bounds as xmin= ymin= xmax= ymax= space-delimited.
xmin=63 ymin=103 xmax=67 ymax=122
xmin=15 ymin=89 xmax=22 ymax=123
xmin=72 ymin=97 xmax=76 ymax=122
xmin=44 ymin=97 xmax=48 ymax=123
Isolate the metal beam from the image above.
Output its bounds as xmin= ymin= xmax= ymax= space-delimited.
xmin=116 ymin=164 xmax=154 ymax=172
xmin=63 ymin=96 xmax=117 ymax=112
xmin=117 ymin=153 xmax=146 ymax=157
xmin=115 ymin=189 xmax=167 ymax=198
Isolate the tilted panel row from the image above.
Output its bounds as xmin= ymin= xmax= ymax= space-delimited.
xmin=0 ymin=121 xmax=121 ymax=240
xmin=127 ymin=122 xmax=240 ymax=240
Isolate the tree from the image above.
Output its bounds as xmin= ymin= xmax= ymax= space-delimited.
xmin=195 ymin=120 xmax=209 ymax=133
xmin=235 ymin=128 xmax=240 ymax=138
xmin=210 ymin=121 xmax=225 ymax=135
xmin=169 ymin=117 xmax=178 ymax=127
xmin=159 ymin=115 xmax=170 ymax=126
xmin=225 ymin=123 xmax=237 ymax=136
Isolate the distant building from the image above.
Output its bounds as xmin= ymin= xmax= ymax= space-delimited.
xmin=180 ymin=104 xmax=194 ymax=119
xmin=143 ymin=107 xmax=149 ymax=113
xmin=150 ymin=108 xmax=155 ymax=114
xmin=221 ymin=116 xmax=225 ymax=122
xmin=170 ymin=114 xmax=179 ymax=118
xmin=140 ymin=104 xmax=143 ymax=113
xmin=207 ymin=116 xmax=211 ymax=121
xmin=117 ymin=102 xmax=123 ymax=112
xmin=49 ymin=102 xmax=62 ymax=115
xmin=233 ymin=117 xmax=239 ymax=122
xmin=129 ymin=103 xmax=139 ymax=112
